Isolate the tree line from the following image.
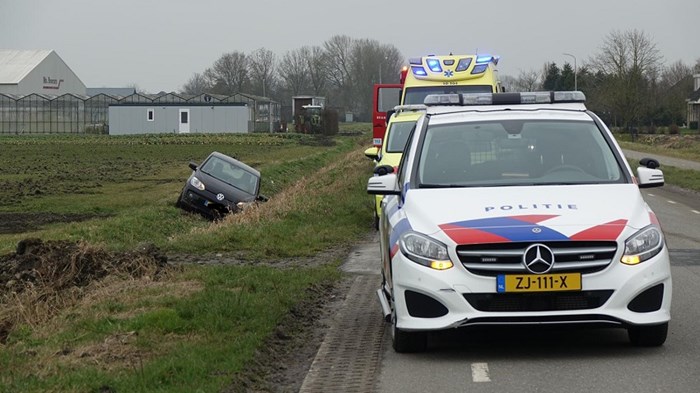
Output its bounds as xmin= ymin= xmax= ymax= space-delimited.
xmin=181 ymin=35 xmax=403 ymax=122
xmin=502 ymin=29 xmax=700 ymax=131
xmin=182 ymin=30 xmax=699 ymax=128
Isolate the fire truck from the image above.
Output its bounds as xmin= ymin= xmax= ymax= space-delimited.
xmin=372 ymin=54 xmax=503 ymax=148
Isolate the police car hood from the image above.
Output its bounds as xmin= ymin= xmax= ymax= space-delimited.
xmin=403 ymin=184 xmax=655 ymax=244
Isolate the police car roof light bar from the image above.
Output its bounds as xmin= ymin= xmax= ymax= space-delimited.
xmin=424 ymin=91 xmax=586 ymax=106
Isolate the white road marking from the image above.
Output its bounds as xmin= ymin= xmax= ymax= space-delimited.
xmin=646 ymin=193 xmax=656 ymax=197
xmin=471 ymin=362 xmax=491 ymax=382
xmin=692 ymin=210 xmax=700 ymax=215
xmin=667 ymin=200 xmax=677 ymax=205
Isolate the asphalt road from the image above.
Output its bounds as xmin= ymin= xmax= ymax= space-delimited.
xmin=376 ymin=185 xmax=700 ymax=393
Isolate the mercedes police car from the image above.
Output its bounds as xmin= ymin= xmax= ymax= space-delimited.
xmin=368 ymin=91 xmax=671 ymax=353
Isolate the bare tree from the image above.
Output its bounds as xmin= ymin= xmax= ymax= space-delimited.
xmin=306 ymin=46 xmax=329 ymax=96
xmin=180 ymin=72 xmax=210 ymax=95
xmin=323 ymin=35 xmax=354 ymax=92
xmin=249 ymin=48 xmax=277 ymax=98
xmin=279 ymin=47 xmax=310 ymax=96
xmin=208 ymin=51 xmax=249 ymax=95
xmin=513 ymin=69 xmax=542 ymax=91
xmin=589 ymin=29 xmax=662 ymax=129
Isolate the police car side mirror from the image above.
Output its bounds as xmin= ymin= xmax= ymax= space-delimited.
xmin=637 ymin=167 xmax=664 ymax=188
xmin=367 ymin=173 xmax=400 ymax=196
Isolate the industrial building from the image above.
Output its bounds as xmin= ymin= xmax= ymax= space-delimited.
xmin=0 ymin=50 xmax=280 ymax=134
xmin=0 ymin=50 xmax=86 ymax=96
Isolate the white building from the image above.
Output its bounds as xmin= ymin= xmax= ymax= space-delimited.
xmin=0 ymin=50 xmax=86 ymax=96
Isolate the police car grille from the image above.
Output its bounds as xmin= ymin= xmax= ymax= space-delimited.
xmin=463 ymin=290 xmax=614 ymax=312
xmin=457 ymin=241 xmax=617 ymax=276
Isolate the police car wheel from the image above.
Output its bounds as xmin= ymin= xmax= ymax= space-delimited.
xmin=390 ymin=294 xmax=427 ymax=353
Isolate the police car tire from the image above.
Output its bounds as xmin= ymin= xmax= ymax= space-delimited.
xmin=391 ymin=296 xmax=427 ymax=353
xmin=628 ymin=322 xmax=668 ymax=347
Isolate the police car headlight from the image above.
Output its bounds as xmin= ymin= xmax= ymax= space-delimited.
xmin=190 ymin=176 xmax=205 ymax=191
xmin=399 ymin=232 xmax=453 ymax=270
xmin=621 ymin=225 xmax=664 ymax=265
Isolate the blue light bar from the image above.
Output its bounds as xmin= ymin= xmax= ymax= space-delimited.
xmin=411 ymin=66 xmax=428 ymax=76
xmin=476 ymin=55 xmax=493 ymax=64
xmin=426 ymin=58 xmax=442 ymax=72
xmin=471 ymin=64 xmax=488 ymax=74
xmin=423 ymin=91 xmax=586 ymax=107
xmin=455 ymin=58 xmax=472 ymax=72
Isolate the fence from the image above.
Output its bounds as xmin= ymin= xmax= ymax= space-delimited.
xmin=0 ymin=92 xmax=280 ymax=134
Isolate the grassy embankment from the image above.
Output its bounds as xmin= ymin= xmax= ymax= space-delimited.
xmin=0 ymin=126 xmax=376 ymax=392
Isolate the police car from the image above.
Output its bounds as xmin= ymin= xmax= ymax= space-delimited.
xmin=368 ymin=91 xmax=671 ymax=353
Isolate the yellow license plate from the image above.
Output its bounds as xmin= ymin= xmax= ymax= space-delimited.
xmin=497 ymin=273 xmax=581 ymax=293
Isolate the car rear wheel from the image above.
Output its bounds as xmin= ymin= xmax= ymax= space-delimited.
xmin=390 ymin=294 xmax=427 ymax=353
xmin=628 ymin=322 xmax=668 ymax=347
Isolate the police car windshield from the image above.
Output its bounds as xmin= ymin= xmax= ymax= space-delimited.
xmin=404 ymin=85 xmax=493 ymax=105
xmin=418 ymin=119 xmax=624 ymax=187
xmin=201 ymin=157 xmax=259 ymax=195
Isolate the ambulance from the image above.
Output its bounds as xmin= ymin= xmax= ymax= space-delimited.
xmin=372 ymin=54 xmax=502 ymax=148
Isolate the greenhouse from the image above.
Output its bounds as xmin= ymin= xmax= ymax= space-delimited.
xmin=0 ymin=92 xmax=280 ymax=134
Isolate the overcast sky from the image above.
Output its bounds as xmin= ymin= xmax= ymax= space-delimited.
xmin=1 ymin=0 xmax=698 ymax=93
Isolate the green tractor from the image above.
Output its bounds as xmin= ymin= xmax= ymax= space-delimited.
xmin=296 ymin=105 xmax=324 ymax=133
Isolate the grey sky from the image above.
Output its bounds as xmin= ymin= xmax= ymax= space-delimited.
xmin=1 ymin=0 xmax=698 ymax=93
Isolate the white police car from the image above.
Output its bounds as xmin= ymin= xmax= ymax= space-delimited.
xmin=368 ymin=91 xmax=671 ymax=352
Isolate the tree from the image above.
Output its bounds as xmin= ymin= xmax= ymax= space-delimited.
xmin=180 ymin=72 xmax=210 ymax=95
xmin=589 ymin=29 xmax=662 ymax=129
xmin=560 ymin=63 xmax=575 ymax=90
xmin=513 ymin=69 xmax=542 ymax=91
xmin=278 ymin=47 xmax=311 ymax=96
xmin=542 ymin=62 xmax=561 ymax=91
xmin=656 ymin=60 xmax=694 ymax=125
xmin=306 ymin=46 xmax=329 ymax=96
xmin=249 ymin=48 xmax=277 ymax=98
xmin=207 ymin=51 xmax=249 ymax=95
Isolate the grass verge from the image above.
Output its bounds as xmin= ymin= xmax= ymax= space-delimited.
xmin=0 ymin=126 xmax=376 ymax=392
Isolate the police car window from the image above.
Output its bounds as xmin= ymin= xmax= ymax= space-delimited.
xmin=418 ymin=120 xmax=623 ymax=187
xmin=386 ymin=121 xmax=416 ymax=153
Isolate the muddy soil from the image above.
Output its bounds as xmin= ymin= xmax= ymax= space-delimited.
xmin=0 ymin=236 xmax=358 ymax=392
xmin=0 ymin=212 xmax=109 ymax=234
xmin=0 ymin=238 xmax=170 ymax=343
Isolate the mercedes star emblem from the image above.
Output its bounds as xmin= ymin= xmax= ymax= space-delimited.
xmin=523 ymin=244 xmax=555 ymax=274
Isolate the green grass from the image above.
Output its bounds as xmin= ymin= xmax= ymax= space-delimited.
xmin=0 ymin=130 xmax=375 ymax=255
xmin=1 ymin=264 xmax=342 ymax=393
xmin=0 ymin=125 xmax=376 ymax=392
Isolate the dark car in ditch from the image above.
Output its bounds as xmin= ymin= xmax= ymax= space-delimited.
xmin=176 ymin=152 xmax=266 ymax=219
